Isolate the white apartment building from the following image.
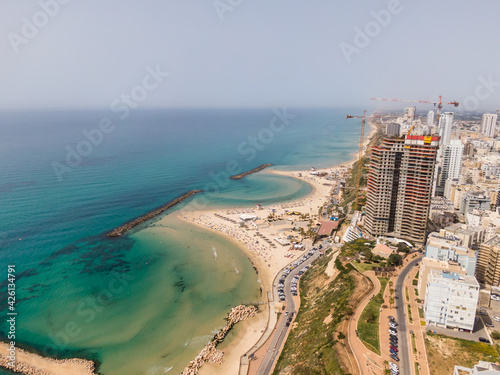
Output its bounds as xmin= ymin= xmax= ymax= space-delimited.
xmin=481 ymin=113 xmax=498 ymax=138
xmin=424 ymin=270 xmax=479 ymax=331
xmin=439 ymin=112 xmax=454 ymax=146
xmin=437 ymin=140 xmax=464 ymax=195
xmin=427 ymin=110 xmax=435 ymax=126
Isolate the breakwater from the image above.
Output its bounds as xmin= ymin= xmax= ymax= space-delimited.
xmin=107 ymin=190 xmax=202 ymax=237
xmin=181 ymin=305 xmax=258 ymax=375
xmin=230 ymin=164 xmax=272 ymax=180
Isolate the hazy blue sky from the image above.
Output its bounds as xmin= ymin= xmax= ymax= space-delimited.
xmin=1 ymin=0 xmax=500 ymax=110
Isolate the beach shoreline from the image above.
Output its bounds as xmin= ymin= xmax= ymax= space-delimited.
xmin=175 ymin=120 xmax=379 ymax=375
xmin=0 ymin=120 xmax=379 ymax=375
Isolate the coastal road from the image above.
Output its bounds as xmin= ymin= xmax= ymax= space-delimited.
xmin=395 ymin=256 xmax=421 ymax=375
xmin=256 ymin=250 xmax=321 ymax=375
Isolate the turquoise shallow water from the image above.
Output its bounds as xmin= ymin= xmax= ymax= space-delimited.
xmin=0 ymin=108 xmax=360 ymax=374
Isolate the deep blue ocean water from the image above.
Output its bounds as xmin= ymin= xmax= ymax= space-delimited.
xmin=0 ymin=108 xmax=360 ymax=374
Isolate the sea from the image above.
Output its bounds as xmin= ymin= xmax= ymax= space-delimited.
xmin=0 ymin=107 xmax=361 ymax=374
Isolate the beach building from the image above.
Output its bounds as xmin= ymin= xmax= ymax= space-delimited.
xmin=372 ymin=243 xmax=393 ymax=259
xmin=364 ymin=135 xmax=440 ymax=244
xmin=425 ymin=232 xmax=478 ymax=275
xmin=477 ymin=236 xmax=500 ymax=286
xmin=424 ymin=270 xmax=479 ymax=331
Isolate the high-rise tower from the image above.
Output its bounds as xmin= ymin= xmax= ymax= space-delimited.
xmin=481 ymin=113 xmax=498 ymax=138
xmin=364 ymin=135 xmax=440 ymax=244
xmin=438 ymin=112 xmax=454 ymax=146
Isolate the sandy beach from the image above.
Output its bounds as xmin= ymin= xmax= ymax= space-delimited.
xmin=174 ymin=120 xmax=379 ymax=375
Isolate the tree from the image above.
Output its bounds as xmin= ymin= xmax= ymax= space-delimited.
xmin=491 ymin=331 xmax=500 ymax=340
xmin=387 ymin=253 xmax=403 ymax=267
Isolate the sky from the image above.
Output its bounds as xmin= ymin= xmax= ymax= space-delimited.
xmin=1 ymin=0 xmax=500 ymax=111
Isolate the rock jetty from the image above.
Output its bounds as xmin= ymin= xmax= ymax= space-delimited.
xmin=0 ymin=346 xmax=96 ymax=375
xmin=107 ymin=189 xmax=202 ymax=237
xmin=230 ymin=164 xmax=272 ymax=180
xmin=181 ymin=305 xmax=258 ymax=375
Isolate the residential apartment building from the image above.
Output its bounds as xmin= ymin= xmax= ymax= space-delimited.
xmin=481 ymin=113 xmax=498 ymax=138
xmin=424 ymin=270 xmax=479 ymax=331
xmin=476 ymin=236 xmax=500 ymax=286
xmin=364 ymin=135 xmax=440 ymax=244
xmin=425 ymin=233 xmax=478 ymax=275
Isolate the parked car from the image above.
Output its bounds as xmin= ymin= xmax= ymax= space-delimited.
xmin=390 ymin=345 xmax=398 ymax=352
xmin=389 ymin=323 xmax=398 ymax=329
xmin=486 ymin=323 xmax=494 ymax=328
xmin=479 ymin=337 xmax=490 ymax=343
xmin=390 ymin=354 xmax=399 ymax=362
xmin=390 ymin=348 xmax=397 ymax=355
xmin=389 ymin=329 xmax=397 ymax=335
xmin=479 ymin=311 xmax=488 ymax=316
xmin=389 ymin=362 xmax=398 ymax=370
xmin=492 ymin=316 xmax=500 ymax=322
xmin=491 ymin=295 xmax=500 ymax=301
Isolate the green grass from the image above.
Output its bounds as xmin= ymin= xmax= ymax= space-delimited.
xmin=408 ymin=304 xmax=413 ymax=323
xmin=412 ymin=279 xmax=418 ymax=286
xmin=353 ymin=260 xmax=382 ymax=273
xmin=411 ymin=333 xmax=417 ymax=354
xmin=272 ymin=252 xmax=357 ymax=375
xmin=414 ymin=271 xmax=419 ymax=279
xmin=357 ymin=277 xmax=389 ymax=355
xmin=415 ymin=362 xmax=420 ymax=375
xmin=419 ymin=307 xmax=424 ymax=319
xmin=405 ymin=287 xmax=410 ymax=301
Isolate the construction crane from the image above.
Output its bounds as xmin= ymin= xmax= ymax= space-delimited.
xmin=370 ymin=95 xmax=459 ymax=122
xmin=345 ymin=110 xmax=367 ymax=210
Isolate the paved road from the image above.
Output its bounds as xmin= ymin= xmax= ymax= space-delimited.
xmin=395 ymin=257 xmax=421 ymax=375
xmin=256 ymin=250 xmax=321 ymax=375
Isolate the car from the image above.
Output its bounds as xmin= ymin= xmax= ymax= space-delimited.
xmin=388 ymin=315 xmax=395 ymax=320
xmin=279 ymin=296 xmax=285 ymax=301
xmin=390 ymin=348 xmax=397 ymax=355
xmin=390 ymin=337 xmax=398 ymax=343
xmin=389 ymin=362 xmax=398 ymax=369
xmin=285 ymin=322 xmax=290 ymax=327
xmin=389 ymin=323 xmax=398 ymax=329
xmin=390 ymin=354 xmax=399 ymax=362
xmin=285 ymin=311 xmax=289 ymax=316
xmin=389 ymin=330 xmax=397 ymax=335
xmin=486 ymin=323 xmax=494 ymax=328
xmin=492 ymin=316 xmax=500 ymax=322
xmin=390 ymin=345 xmax=398 ymax=352
xmin=479 ymin=337 xmax=490 ymax=343
xmin=390 ymin=334 xmax=398 ymax=339
xmin=491 ymin=295 xmax=500 ymax=301
xmin=479 ymin=311 xmax=488 ymax=316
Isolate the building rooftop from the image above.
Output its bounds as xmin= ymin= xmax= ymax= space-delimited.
xmin=430 ymin=269 xmax=479 ymax=287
